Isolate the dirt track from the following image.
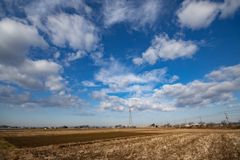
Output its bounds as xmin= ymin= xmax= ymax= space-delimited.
xmin=0 ymin=129 xmax=240 ymax=160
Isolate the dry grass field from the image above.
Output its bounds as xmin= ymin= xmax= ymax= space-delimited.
xmin=0 ymin=128 xmax=240 ymax=160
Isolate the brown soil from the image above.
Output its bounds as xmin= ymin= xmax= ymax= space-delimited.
xmin=3 ymin=132 xmax=158 ymax=148
xmin=0 ymin=128 xmax=239 ymax=160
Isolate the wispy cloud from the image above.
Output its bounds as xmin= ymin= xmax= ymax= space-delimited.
xmin=103 ymin=0 xmax=162 ymax=30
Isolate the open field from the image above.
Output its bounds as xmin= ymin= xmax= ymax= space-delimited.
xmin=0 ymin=128 xmax=240 ymax=159
xmin=3 ymin=132 xmax=158 ymax=148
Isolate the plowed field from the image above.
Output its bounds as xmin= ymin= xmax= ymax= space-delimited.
xmin=0 ymin=129 xmax=239 ymax=160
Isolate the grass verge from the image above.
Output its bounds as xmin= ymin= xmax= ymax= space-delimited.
xmin=4 ymin=132 xmax=157 ymax=148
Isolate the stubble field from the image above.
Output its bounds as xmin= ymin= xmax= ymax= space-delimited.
xmin=0 ymin=128 xmax=240 ymax=160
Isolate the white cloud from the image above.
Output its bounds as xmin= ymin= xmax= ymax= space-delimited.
xmin=128 ymin=97 xmax=176 ymax=112
xmin=219 ymin=0 xmax=240 ymax=19
xmin=205 ymin=64 xmax=240 ymax=81
xmin=132 ymin=90 xmax=143 ymax=98
xmin=0 ymin=85 xmax=33 ymax=105
xmin=66 ymin=51 xmax=87 ymax=62
xmin=154 ymin=77 xmax=240 ymax=108
xmin=63 ymin=50 xmax=87 ymax=66
xmin=0 ymin=18 xmax=48 ymax=66
xmin=0 ymin=18 xmax=66 ymax=91
xmin=0 ymin=64 xmax=45 ymax=91
xmin=95 ymin=61 xmax=167 ymax=92
xmin=78 ymin=88 xmax=88 ymax=92
xmin=102 ymin=84 xmax=154 ymax=93
xmin=89 ymin=91 xmax=108 ymax=100
xmin=176 ymin=0 xmax=219 ymax=30
xmin=98 ymin=95 xmax=128 ymax=112
xmin=90 ymin=52 xmax=105 ymax=66
xmin=37 ymin=91 xmax=89 ymax=108
xmin=24 ymin=0 xmax=92 ymax=18
xmin=0 ymin=87 xmax=88 ymax=109
xmin=169 ymin=75 xmax=179 ymax=83
xmin=132 ymin=57 xmax=145 ymax=65
xmin=46 ymin=13 xmax=99 ymax=52
xmin=91 ymin=90 xmax=176 ymax=112
xmin=103 ymin=0 xmax=161 ymax=30
xmin=135 ymin=33 xmax=198 ymax=65
xmin=81 ymin=81 xmax=99 ymax=87
xmin=22 ymin=59 xmax=62 ymax=75
xmin=176 ymin=0 xmax=240 ymax=30
xmin=45 ymin=75 xmax=66 ymax=91
xmin=228 ymin=103 xmax=240 ymax=108
xmin=54 ymin=51 xmax=60 ymax=59
xmin=90 ymin=52 xmax=103 ymax=61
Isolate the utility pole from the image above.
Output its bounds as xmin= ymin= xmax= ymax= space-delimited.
xmin=199 ymin=116 xmax=202 ymax=123
xmin=224 ymin=112 xmax=230 ymax=124
xmin=129 ymin=107 xmax=133 ymax=127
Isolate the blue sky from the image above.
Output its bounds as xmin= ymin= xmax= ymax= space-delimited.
xmin=0 ymin=0 xmax=240 ymax=127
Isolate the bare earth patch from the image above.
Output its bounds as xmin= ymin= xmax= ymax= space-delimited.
xmin=0 ymin=128 xmax=239 ymax=160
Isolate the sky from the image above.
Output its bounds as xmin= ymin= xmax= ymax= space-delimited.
xmin=0 ymin=0 xmax=240 ymax=127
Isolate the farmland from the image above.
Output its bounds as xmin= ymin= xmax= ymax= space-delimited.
xmin=0 ymin=128 xmax=240 ymax=159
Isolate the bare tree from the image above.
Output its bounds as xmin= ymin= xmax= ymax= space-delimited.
xmin=188 ymin=122 xmax=194 ymax=126
xmin=198 ymin=122 xmax=206 ymax=127
xmin=206 ymin=122 xmax=214 ymax=127
xmin=175 ymin=124 xmax=180 ymax=127
xmin=164 ymin=123 xmax=171 ymax=127
xmin=221 ymin=120 xmax=227 ymax=126
xmin=150 ymin=123 xmax=155 ymax=127
xmin=181 ymin=123 xmax=186 ymax=127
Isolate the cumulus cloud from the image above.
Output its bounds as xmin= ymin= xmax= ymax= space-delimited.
xmin=36 ymin=91 xmax=89 ymax=108
xmin=205 ymin=64 xmax=240 ymax=81
xmin=89 ymin=91 xmax=108 ymax=100
xmin=134 ymin=33 xmax=198 ymax=65
xmin=99 ymin=95 xmax=128 ymax=112
xmin=92 ymin=91 xmax=176 ymax=112
xmin=46 ymin=13 xmax=99 ymax=52
xmin=0 ymin=18 xmax=66 ymax=91
xmin=176 ymin=0 xmax=240 ymax=30
xmin=0 ymin=85 xmax=33 ymax=106
xmin=103 ymin=0 xmax=161 ymax=30
xmin=154 ymin=76 xmax=240 ymax=108
xmin=176 ymin=0 xmax=219 ymax=30
xmin=102 ymin=84 xmax=154 ymax=93
xmin=0 ymin=18 xmax=48 ymax=66
xmin=0 ymin=86 xmax=89 ymax=109
xmin=128 ymin=97 xmax=176 ymax=112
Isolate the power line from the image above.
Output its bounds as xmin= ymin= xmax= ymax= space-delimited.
xmin=158 ymin=109 xmax=240 ymax=125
